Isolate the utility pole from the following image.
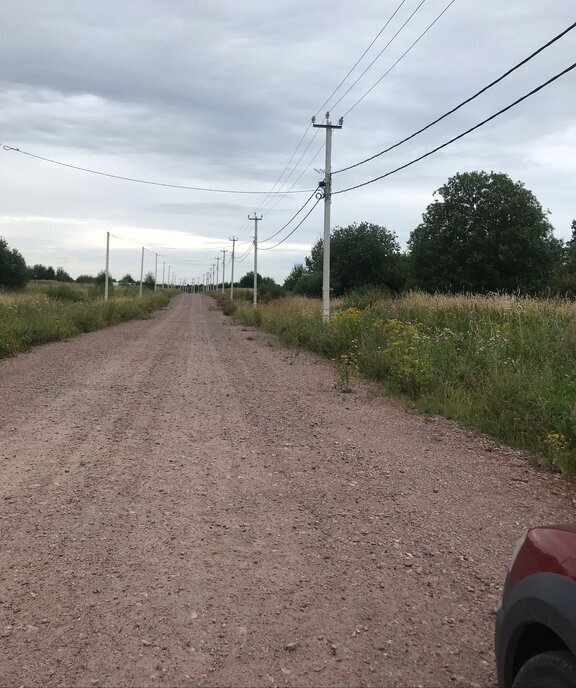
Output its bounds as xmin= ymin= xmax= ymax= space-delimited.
xmin=229 ymin=236 xmax=237 ymax=301
xmin=248 ymin=213 xmax=262 ymax=308
xmin=154 ymin=253 xmax=158 ymax=292
xmin=104 ymin=231 xmax=110 ymax=302
xmin=167 ymin=265 xmax=171 ymax=289
xmin=313 ymin=111 xmax=343 ymax=323
xmin=139 ymin=246 xmax=145 ymax=297
xmin=221 ymin=249 xmax=227 ymax=294
xmin=215 ymin=255 xmax=220 ymax=292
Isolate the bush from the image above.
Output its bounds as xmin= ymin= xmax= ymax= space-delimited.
xmin=45 ymin=283 xmax=88 ymax=302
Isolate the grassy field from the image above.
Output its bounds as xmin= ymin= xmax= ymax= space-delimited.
xmin=0 ymin=281 xmax=176 ymax=359
xmin=215 ymin=289 xmax=576 ymax=473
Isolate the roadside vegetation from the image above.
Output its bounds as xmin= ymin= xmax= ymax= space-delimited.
xmin=0 ymin=280 xmax=175 ymax=359
xmin=215 ymin=289 xmax=576 ymax=474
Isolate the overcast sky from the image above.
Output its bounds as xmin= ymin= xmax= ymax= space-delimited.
xmin=1 ymin=0 xmax=574 ymax=283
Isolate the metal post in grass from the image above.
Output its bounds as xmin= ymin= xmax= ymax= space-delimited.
xmin=139 ymin=246 xmax=144 ymax=297
xmin=104 ymin=231 xmax=110 ymax=302
xmin=154 ymin=253 xmax=158 ymax=292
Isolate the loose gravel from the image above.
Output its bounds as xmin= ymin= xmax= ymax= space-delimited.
xmin=0 ymin=293 xmax=574 ymax=687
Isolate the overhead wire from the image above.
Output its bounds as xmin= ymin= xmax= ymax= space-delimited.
xmin=314 ymin=0 xmax=410 ymax=118
xmin=327 ymin=0 xmax=431 ymax=114
xmin=260 ymin=198 xmax=323 ymax=251
xmin=335 ymin=18 xmax=576 ymax=173
xmin=1 ymin=145 xmax=315 ymax=195
xmin=259 ymin=190 xmax=319 ymax=243
xmin=332 ymin=60 xmax=576 ymax=195
xmin=341 ymin=0 xmax=457 ymax=119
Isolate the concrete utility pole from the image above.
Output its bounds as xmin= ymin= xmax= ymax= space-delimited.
xmin=313 ymin=111 xmax=343 ymax=324
xmin=162 ymin=261 xmax=165 ymax=290
xmin=104 ymin=231 xmax=110 ymax=302
xmin=229 ymin=236 xmax=237 ymax=301
xmin=139 ymin=246 xmax=145 ymax=297
xmin=248 ymin=213 xmax=262 ymax=308
xmin=221 ymin=249 xmax=227 ymax=294
xmin=215 ymin=256 xmax=220 ymax=292
xmin=154 ymin=253 xmax=158 ymax=292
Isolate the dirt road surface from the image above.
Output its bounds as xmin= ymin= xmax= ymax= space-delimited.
xmin=1 ymin=294 xmax=574 ymax=687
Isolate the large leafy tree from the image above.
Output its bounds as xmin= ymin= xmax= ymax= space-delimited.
xmin=408 ymin=171 xmax=562 ymax=293
xmin=306 ymin=221 xmax=404 ymax=295
xmin=0 ymin=237 xmax=28 ymax=289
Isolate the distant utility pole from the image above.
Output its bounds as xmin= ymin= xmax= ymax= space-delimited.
xmin=139 ymin=246 xmax=145 ymax=297
xmin=215 ymin=255 xmax=220 ymax=292
xmin=167 ymin=265 xmax=171 ymax=289
xmin=154 ymin=253 xmax=158 ymax=292
xmin=313 ymin=111 xmax=343 ymax=324
xmin=229 ymin=236 xmax=237 ymax=301
xmin=248 ymin=213 xmax=262 ymax=308
xmin=221 ymin=249 xmax=227 ymax=294
xmin=104 ymin=231 xmax=110 ymax=302
xmin=162 ymin=261 xmax=165 ymax=290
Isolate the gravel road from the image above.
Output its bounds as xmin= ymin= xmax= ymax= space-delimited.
xmin=1 ymin=294 xmax=574 ymax=687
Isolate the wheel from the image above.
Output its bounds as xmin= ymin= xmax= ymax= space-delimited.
xmin=512 ymin=651 xmax=576 ymax=688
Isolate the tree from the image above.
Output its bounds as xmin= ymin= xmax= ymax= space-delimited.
xmin=238 ymin=271 xmax=262 ymax=288
xmin=564 ymin=220 xmax=576 ymax=275
xmin=143 ymin=271 xmax=155 ymax=289
xmin=76 ymin=274 xmax=96 ymax=283
xmin=55 ymin=267 xmax=73 ymax=282
xmin=283 ymin=263 xmax=306 ymax=292
xmin=29 ymin=264 xmax=56 ymax=280
xmin=0 ymin=237 xmax=28 ymax=289
xmin=408 ymin=171 xmax=562 ymax=294
xmin=119 ymin=273 xmax=136 ymax=284
xmin=306 ymin=221 xmax=404 ymax=295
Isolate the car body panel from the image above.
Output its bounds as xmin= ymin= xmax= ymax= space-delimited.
xmin=496 ymin=525 xmax=576 ymax=687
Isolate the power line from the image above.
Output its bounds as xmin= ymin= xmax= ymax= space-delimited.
xmin=235 ymin=243 xmax=253 ymax=263
xmin=259 ymin=190 xmax=319 ymax=243
xmin=256 ymin=4 xmax=410 ymax=210
xmin=1 ymin=145 xmax=315 ymax=195
xmin=335 ymin=18 xmax=576 ymax=174
xmin=327 ymin=0 xmax=431 ymax=114
xmin=109 ymin=233 xmax=208 ymax=261
xmin=256 ymin=129 xmax=322 ymax=213
xmin=314 ymin=0 xmax=410 ymax=117
xmin=260 ymin=197 xmax=322 ymax=251
xmin=263 ymin=139 xmax=326 ymax=215
xmin=255 ymin=124 xmax=313 ymax=211
xmin=341 ymin=0 xmax=457 ymax=119
xmin=333 ymin=60 xmax=576 ymax=195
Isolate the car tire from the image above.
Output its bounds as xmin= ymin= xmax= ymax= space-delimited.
xmin=512 ymin=651 xmax=576 ymax=688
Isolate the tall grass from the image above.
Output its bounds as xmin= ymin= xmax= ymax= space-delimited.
xmin=216 ymin=290 xmax=576 ymax=473
xmin=0 ymin=282 xmax=175 ymax=359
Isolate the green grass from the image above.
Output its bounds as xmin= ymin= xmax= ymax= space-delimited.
xmin=0 ymin=281 xmax=176 ymax=359
xmin=214 ymin=290 xmax=576 ymax=473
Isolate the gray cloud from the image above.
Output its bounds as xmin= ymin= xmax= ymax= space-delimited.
xmin=1 ymin=0 xmax=575 ymax=282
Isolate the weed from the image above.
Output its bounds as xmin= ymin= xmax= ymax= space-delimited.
xmin=214 ymin=290 xmax=576 ymax=473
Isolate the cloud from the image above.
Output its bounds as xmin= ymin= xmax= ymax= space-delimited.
xmin=1 ymin=0 xmax=575 ymax=282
